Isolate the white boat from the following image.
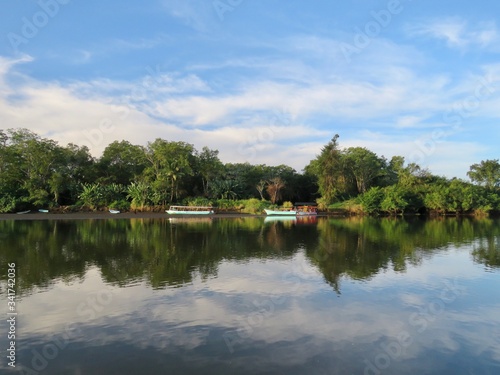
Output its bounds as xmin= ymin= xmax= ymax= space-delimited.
xmin=38 ymin=209 xmax=49 ymax=213
xmin=166 ymin=206 xmax=214 ymax=215
xmin=264 ymin=209 xmax=297 ymax=216
xmin=109 ymin=209 xmax=120 ymax=214
xmin=16 ymin=210 xmax=30 ymax=214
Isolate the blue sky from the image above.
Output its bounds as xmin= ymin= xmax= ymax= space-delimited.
xmin=1 ymin=0 xmax=499 ymax=178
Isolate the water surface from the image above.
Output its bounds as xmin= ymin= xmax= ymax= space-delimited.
xmin=1 ymin=216 xmax=499 ymax=374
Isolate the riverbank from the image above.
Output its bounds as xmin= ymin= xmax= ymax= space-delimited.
xmin=0 ymin=211 xmax=274 ymax=221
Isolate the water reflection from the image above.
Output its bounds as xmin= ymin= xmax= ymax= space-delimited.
xmin=1 ymin=217 xmax=499 ymax=295
xmin=0 ymin=217 xmax=499 ymax=374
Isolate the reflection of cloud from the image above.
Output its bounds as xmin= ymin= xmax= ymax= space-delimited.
xmin=11 ymin=241 xmax=500 ymax=374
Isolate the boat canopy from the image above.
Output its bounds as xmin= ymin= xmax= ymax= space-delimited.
xmin=168 ymin=205 xmax=214 ymax=211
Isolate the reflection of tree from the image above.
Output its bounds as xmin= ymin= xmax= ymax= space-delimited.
xmin=472 ymin=221 xmax=500 ymax=268
xmin=0 ymin=218 xmax=316 ymax=294
xmin=308 ymin=217 xmax=500 ymax=293
xmin=1 ymin=217 xmax=499 ymax=296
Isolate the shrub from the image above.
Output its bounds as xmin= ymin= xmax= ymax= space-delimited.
xmin=184 ymin=197 xmax=213 ymax=207
xmin=0 ymin=195 xmax=17 ymax=213
xmin=241 ymin=198 xmax=270 ymax=214
xmin=358 ymin=187 xmax=384 ymax=214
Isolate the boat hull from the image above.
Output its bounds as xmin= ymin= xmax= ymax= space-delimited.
xmin=166 ymin=210 xmax=214 ymax=215
xmin=264 ymin=209 xmax=297 ymax=216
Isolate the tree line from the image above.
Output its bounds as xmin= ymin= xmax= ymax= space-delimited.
xmin=0 ymin=129 xmax=499 ymax=215
xmin=0 ymin=128 xmax=315 ymax=212
xmin=306 ymin=134 xmax=500 ymax=216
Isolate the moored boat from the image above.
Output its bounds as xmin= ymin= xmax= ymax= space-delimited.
xmin=109 ymin=209 xmax=120 ymax=214
xmin=264 ymin=209 xmax=297 ymax=216
xmin=294 ymin=203 xmax=318 ymax=216
xmin=16 ymin=210 xmax=30 ymax=214
xmin=38 ymin=209 xmax=49 ymax=213
xmin=166 ymin=206 xmax=214 ymax=215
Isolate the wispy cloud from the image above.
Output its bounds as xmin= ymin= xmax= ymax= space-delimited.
xmin=161 ymin=0 xmax=219 ymax=32
xmin=408 ymin=17 xmax=499 ymax=50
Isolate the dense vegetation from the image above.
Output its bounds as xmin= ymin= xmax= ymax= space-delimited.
xmin=306 ymin=135 xmax=500 ymax=216
xmin=0 ymin=129 xmax=499 ymax=216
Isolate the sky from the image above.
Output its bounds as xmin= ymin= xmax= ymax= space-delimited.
xmin=1 ymin=0 xmax=499 ymax=178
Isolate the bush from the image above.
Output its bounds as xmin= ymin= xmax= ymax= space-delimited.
xmin=282 ymin=201 xmax=293 ymax=209
xmin=215 ymin=199 xmax=244 ymax=211
xmin=358 ymin=187 xmax=384 ymax=214
xmin=0 ymin=195 xmax=18 ymax=213
xmin=241 ymin=198 xmax=271 ymax=214
xmin=184 ymin=197 xmax=213 ymax=207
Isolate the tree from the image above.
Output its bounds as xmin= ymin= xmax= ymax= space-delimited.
xmin=266 ymin=177 xmax=286 ymax=204
xmin=304 ymin=134 xmax=345 ymax=203
xmin=343 ymin=147 xmax=385 ymax=194
xmin=256 ymin=180 xmax=267 ymax=200
xmin=6 ymin=128 xmax=65 ymax=206
xmin=196 ymin=147 xmax=223 ymax=197
xmin=144 ymin=139 xmax=196 ymax=202
xmin=97 ymin=140 xmax=146 ymax=185
xmin=467 ymin=159 xmax=500 ymax=190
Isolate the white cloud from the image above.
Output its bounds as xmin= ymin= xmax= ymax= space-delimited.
xmin=1 ymin=50 xmax=498 ymax=176
xmin=408 ymin=17 xmax=499 ymax=50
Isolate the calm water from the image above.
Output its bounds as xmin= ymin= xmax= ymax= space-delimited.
xmin=1 ymin=216 xmax=500 ymax=375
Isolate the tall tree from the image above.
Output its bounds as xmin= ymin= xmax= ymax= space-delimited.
xmin=97 ymin=140 xmax=146 ymax=185
xmin=343 ymin=147 xmax=385 ymax=194
xmin=266 ymin=177 xmax=286 ymax=204
xmin=467 ymin=159 xmax=500 ymax=190
xmin=144 ymin=139 xmax=196 ymax=202
xmin=196 ymin=146 xmax=223 ymax=196
xmin=304 ymin=134 xmax=345 ymax=203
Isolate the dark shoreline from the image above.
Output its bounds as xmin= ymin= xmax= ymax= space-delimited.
xmin=0 ymin=212 xmax=270 ymax=221
xmin=1 ymin=211 xmax=497 ymax=221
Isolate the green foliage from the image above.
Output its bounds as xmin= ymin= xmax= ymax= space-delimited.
xmin=0 ymin=195 xmax=18 ymax=213
xmin=467 ymin=159 xmax=500 ymax=189
xmin=282 ymin=201 xmax=293 ymax=209
xmin=183 ymin=196 xmax=213 ymax=207
xmin=1 ymin=129 xmax=498 ymax=217
xmin=343 ymin=147 xmax=386 ymax=194
xmin=380 ymin=185 xmax=408 ymax=215
xmin=78 ymin=183 xmax=103 ymax=210
xmin=358 ymin=186 xmax=384 ymax=214
xmin=126 ymin=182 xmax=151 ymax=210
xmin=211 ymin=179 xmax=240 ymax=200
xmin=215 ymin=199 xmax=244 ymax=210
xmin=241 ymin=198 xmax=271 ymax=214
xmin=305 ymin=134 xmax=344 ymax=204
